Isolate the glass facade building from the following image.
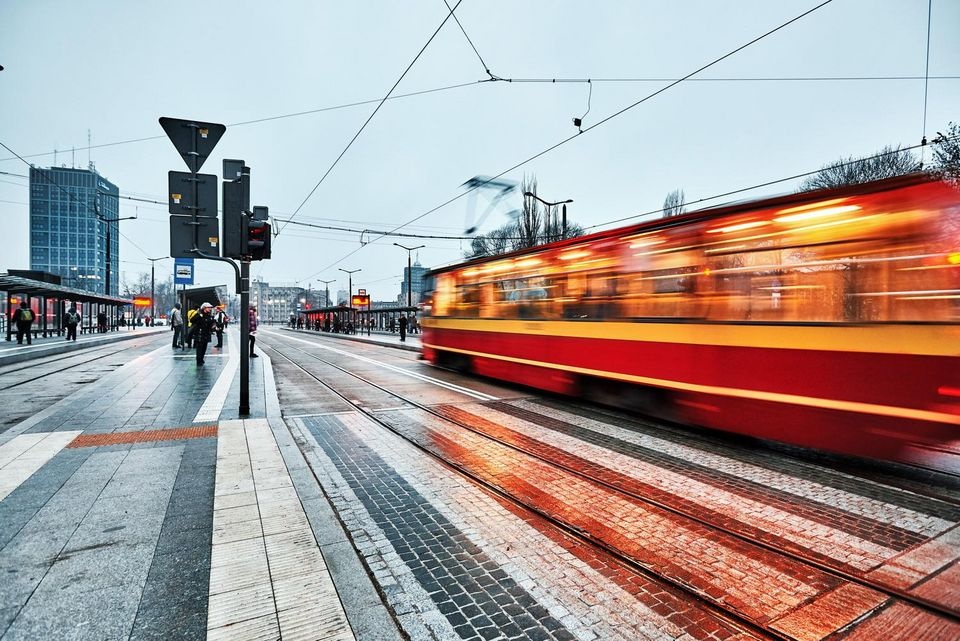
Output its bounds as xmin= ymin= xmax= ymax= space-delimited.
xmin=29 ymin=166 xmax=120 ymax=296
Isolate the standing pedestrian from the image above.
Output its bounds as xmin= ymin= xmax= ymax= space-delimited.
xmin=249 ymin=305 xmax=259 ymax=358
xmin=170 ymin=302 xmax=184 ymax=349
xmin=185 ymin=306 xmax=198 ymax=349
xmin=399 ymin=314 xmax=408 ymax=342
xmin=214 ymin=305 xmax=226 ymax=348
xmin=64 ymin=305 xmax=81 ymax=342
xmin=12 ymin=301 xmax=34 ymax=345
xmin=97 ymin=311 xmax=108 ymax=333
xmin=193 ymin=303 xmax=216 ymax=366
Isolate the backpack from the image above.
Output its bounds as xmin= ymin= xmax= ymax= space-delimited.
xmin=20 ymin=309 xmax=33 ymax=322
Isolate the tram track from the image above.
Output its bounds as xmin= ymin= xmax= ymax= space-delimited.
xmin=0 ymin=344 xmax=132 ymax=392
xmin=263 ymin=334 xmax=960 ymax=636
xmin=264 ymin=341 xmax=773 ymax=640
xmin=558 ymin=398 xmax=960 ymax=508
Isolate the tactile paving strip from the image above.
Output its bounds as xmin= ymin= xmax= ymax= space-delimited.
xmin=66 ymin=425 xmax=218 ymax=448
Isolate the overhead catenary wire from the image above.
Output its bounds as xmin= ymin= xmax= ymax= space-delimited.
xmin=586 ymin=134 xmax=959 ymax=231
xmin=298 ymin=0 xmax=836 ymax=282
xmin=275 ymin=0 xmax=465 ymax=238
xmin=3 ymin=72 xmax=954 ymax=165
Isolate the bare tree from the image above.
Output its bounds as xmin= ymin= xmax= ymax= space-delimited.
xmin=931 ymin=122 xmax=960 ymax=184
xmin=466 ymin=222 xmax=514 ymax=258
xmin=515 ymin=176 xmax=543 ymax=250
xmin=662 ymin=189 xmax=686 ymax=217
xmin=799 ymin=145 xmax=918 ymax=191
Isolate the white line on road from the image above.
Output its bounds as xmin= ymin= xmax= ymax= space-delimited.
xmin=0 ymin=431 xmax=82 ymax=501
xmin=194 ymin=330 xmax=240 ymax=423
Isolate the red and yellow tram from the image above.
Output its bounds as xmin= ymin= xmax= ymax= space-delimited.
xmin=421 ymin=175 xmax=960 ymax=473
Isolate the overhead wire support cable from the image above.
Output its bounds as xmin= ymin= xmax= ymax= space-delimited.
xmin=276 ymin=0 xmax=466 ymax=238
xmin=486 ymin=74 xmax=960 ymax=84
xmin=920 ymin=0 xmax=933 ymax=165
xmin=443 ymin=0 xmax=496 ymax=80
xmin=0 ymin=80 xmax=483 ymax=164
xmin=312 ymin=0 xmax=837 ymax=277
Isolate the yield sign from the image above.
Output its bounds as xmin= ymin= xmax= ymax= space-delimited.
xmin=159 ymin=117 xmax=226 ymax=173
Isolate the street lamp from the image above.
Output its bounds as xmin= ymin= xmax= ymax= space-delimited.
xmin=394 ymin=243 xmax=425 ymax=308
xmin=338 ymin=269 xmax=361 ymax=308
xmin=523 ymin=191 xmax=573 ymax=241
xmin=319 ymin=280 xmax=335 ymax=308
xmin=146 ymin=257 xmax=166 ymax=321
xmin=95 ymin=205 xmax=137 ymax=296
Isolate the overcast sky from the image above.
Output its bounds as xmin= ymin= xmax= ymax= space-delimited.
xmin=1 ymin=0 xmax=957 ymax=301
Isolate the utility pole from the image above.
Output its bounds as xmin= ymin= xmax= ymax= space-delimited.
xmin=147 ymin=257 xmax=165 ymax=320
xmin=523 ymin=191 xmax=573 ymax=241
xmin=394 ymin=243 xmax=424 ymax=307
xmin=96 ymin=202 xmax=136 ymax=297
xmin=339 ymin=268 xmax=361 ymax=327
xmin=319 ymin=279 xmax=335 ymax=308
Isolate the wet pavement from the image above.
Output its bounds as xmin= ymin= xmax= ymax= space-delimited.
xmin=0 ymin=326 xmax=957 ymax=640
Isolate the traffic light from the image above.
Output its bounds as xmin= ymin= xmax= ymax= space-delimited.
xmin=244 ymin=208 xmax=271 ymax=261
xmin=221 ymin=160 xmax=250 ymax=259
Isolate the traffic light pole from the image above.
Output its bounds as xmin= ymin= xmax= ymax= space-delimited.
xmin=239 ymin=259 xmax=250 ymax=415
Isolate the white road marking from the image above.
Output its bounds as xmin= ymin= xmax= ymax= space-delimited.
xmin=0 ymin=431 xmax=82 ymax=501
xmin=264 ymin=329 xmax=499 ymax=402
xmin=194 ymin=331 xmax=240 ymax=423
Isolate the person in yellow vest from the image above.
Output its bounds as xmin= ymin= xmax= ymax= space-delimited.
xmin=184 ymin=305 xmax=199 ymax=349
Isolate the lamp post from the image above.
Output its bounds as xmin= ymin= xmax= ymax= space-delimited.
xmin=523 ymin=191 xmax=573 ymax=241
xmin=96 ymin=208 xmax=137 ymax=296
xmin=319 ymin=279 xmax=335 ymax=308
xmin=393 ymin=244 xmax=425 ymax=308
xmin=338 ymin=269 xmax=361 ymax=308
xmin=146 ymin=257 xmax=166 ymax=321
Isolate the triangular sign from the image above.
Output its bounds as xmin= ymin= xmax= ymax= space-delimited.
xmin=159 ymin=117 xmax=226 ymax=173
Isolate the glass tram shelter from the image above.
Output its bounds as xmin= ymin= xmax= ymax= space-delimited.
xmin=296 ymin=305 xmax=419 ymax=335
xmin=1 ymin=270 xmax=132 ymax=341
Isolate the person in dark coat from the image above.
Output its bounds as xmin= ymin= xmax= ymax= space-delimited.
xmin=193 ymin=302 xmax=217 ymax=365
xmin=64 ymin=305 xmax=81 ymax=342
xmin=12 ymin=301 xmax=34 ymax=345
xmin=249 ymin=306 xmax=259 ymax=358
xmin=399 ymin=314 xmax=407 ymax=342
xmin=213 ymin=305 xmax=226 ymax=349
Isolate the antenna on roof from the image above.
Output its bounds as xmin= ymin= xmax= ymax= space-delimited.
xmin=87 ymin=129 xmax=91 ymax=168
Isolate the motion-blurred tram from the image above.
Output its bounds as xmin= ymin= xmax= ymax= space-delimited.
xmin=421 ymin=175 xmax=960 ymax=473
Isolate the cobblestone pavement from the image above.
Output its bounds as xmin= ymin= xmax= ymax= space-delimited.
xmin=295 ymin=413 xmax=761 ymax=641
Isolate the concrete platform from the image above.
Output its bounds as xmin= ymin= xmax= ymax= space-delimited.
xmin=0 ymin=326 xmax=167 ymax=367
xmin=0 ymin=329 xmax=396 ymax=641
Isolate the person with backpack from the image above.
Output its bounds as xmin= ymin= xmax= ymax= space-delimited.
xmin=12 ymin=301 xmax=34 ymax=345
xmin=64 ymin=305 xmax=81 ymax=342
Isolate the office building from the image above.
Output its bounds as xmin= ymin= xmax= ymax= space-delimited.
xmin=29 ymin=165 xmax=120 ymax=296
xmin=399 ymin=258 xmax=428 ymax=306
